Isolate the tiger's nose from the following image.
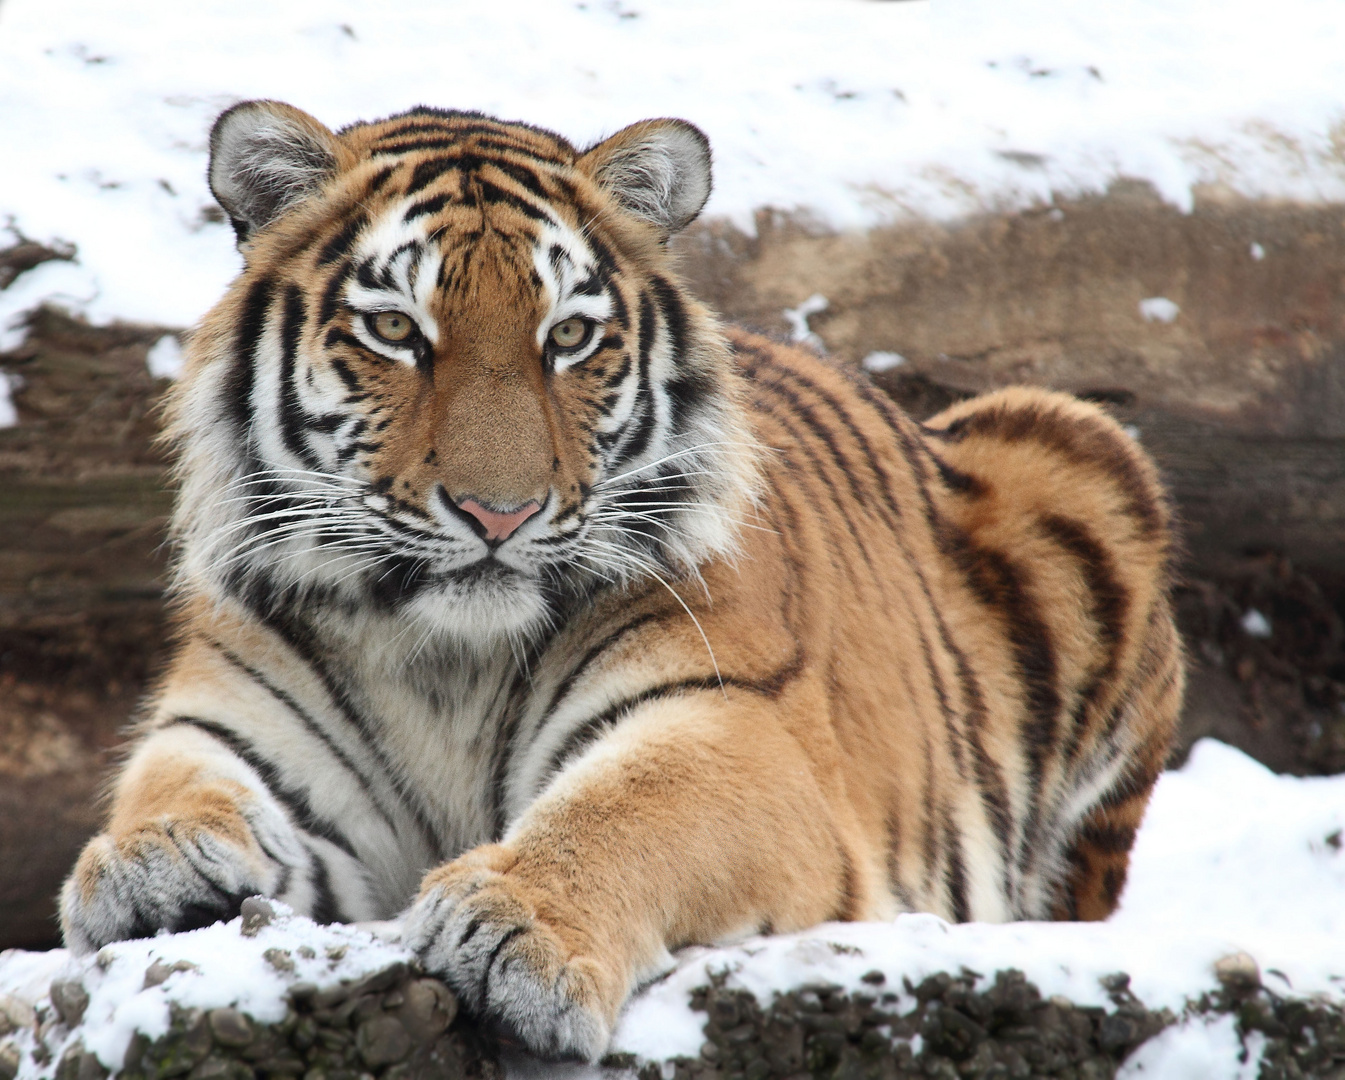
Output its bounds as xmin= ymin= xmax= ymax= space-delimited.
xmin=454 ymin=497 xmax=542 ymax=542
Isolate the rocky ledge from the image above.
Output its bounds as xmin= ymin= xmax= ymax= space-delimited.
xmin=2 ymin=902 xmax=1342 ymax=1080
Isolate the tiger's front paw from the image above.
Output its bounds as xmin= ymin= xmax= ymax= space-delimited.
xmin=402 ymin=846 xmax=618 ymax=1063
xmin=60 ymin=821 xmax=278 ymax=954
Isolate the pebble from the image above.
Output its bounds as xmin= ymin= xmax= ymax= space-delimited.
xmin=0 ymin=995 xmax=36 ymax=1038
xmin=1214 ymin=951 xmax=1261 ymax=994
xmin=240 ymin=896 xmax=276 ymax=937
xmin=351 ymin=963 xmax=407 ymax=997
xmin=49 ymin=980 xmax=90 ymax=1028
xmin=395 ymin=980 xmax=457 ymax=1041
xmin=207 ymin=1008 xmax=255 ymax=1048
xmin=144 ymin=959 xmax=199 ymax=989
xmin=356 ymin=1015 xmax=411 ymax=1067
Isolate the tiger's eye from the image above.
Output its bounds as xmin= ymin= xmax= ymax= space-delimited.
xmin=371 ymin=311 xmax=415 ymax=343
xmin=549 ymin=318 xmax=590 ymax=350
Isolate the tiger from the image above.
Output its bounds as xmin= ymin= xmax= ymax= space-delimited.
xmin=59 ymin=100 xmax=1183 ymax=1062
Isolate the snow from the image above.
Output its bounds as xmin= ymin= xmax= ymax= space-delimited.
xmin=145 ymin=334 xmax=184 ymax=380
xmin=1 ymin=904 xmax=412 ymax=1078
xmin=1116 ymin=1014 xmax=1263 ymax=1080
xmin=862 ymin=351 xmax=907 ymax=374
xmin=0 ymin=373 xmax=19 ymax=428
xmin=1240 ymin=608 xmax=1273 ymax=639
xmin=1139 ymin=297 xmax=1181 ymax=323
xmin=4 ymin=741 xmax=1341 ymax=1077
xmin=1 ymin=0 xmax=1344 ymax=332
xmin=781 ymin=293 xmax=830 ymax=348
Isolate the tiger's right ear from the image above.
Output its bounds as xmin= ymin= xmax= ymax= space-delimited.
xmin=209 ymin=101 xmax=340 ymax=244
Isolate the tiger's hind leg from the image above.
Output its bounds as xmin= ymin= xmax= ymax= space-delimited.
xmin=1053 ymin=625 xmax=1183 ymax=921
xmin=1053 ymin=776 xmax=1155 ymax=921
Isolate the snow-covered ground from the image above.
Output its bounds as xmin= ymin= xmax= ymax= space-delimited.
xmin=3 ymin=740 xmax=1342 ymax=1079
xmin=2 ymin=0 xmax=1345 ymax=343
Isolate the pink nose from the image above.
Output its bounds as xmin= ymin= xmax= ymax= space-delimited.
xmin=455 ymin=498 xmax=541 ymax=542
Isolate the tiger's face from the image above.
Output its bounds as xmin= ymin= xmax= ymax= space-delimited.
xmin=172 ymin=103 xmax=753 ymax=644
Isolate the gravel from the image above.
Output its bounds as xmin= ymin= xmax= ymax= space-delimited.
xmin=3 ymin=943 xmax=1343 ymax=1078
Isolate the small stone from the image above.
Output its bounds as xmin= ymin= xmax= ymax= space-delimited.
xmin=121 ymin=1033 xmax=149 ymax=1072
xmin=265 ymin=949 xmax=296 ymax=974
xmin=76 ymin=1050 xmax=108 ymax=1080
xmin=56 ymin=1044 xmax=83 ymax=1080
xmin=395 ymin=980 xmax=457 ymax=1041
xmin=144 ymin=961 xmax=173 ymax=990
xmin=178 ymin=1007 xmax=214 ymax=1060
xmin=324 ymin=946 xmax=347 ymax=962
xmin=0 ymin=995 xmax=36 ymax=1037
xmin=144 ymin=959 xmax=199 ymax=989
xmin=1214 ymin=952 xmax=1261 ymax=994
xmin=313 ymin=983 xmax=351 ymax=1010
xmin=289 ymin=1015 xmax=318 ymax=1052
xmin=860 ymin=970 xmax=886 ymax=986
xmin=351 ymin=963 xmax=406 ymax=998
xmin=356 ymin=1016 xmax=411 ymax=1068
xmin=1099 ymin=972 xmax=1131 ymax=994
xmin=297 ymin=947 xmax=317 ymax=960
xmin=50 ymin=980 xmax=90 ymax=1027
xmin=1098 ymin=1013 xmax=1138 ymax=1052
xmin=253 ymin=1053 xmax=306 ymax=1076
xmin=207 ymin=1008 xmax=254 ymax=1048
xmin=187 ymin=1057 xmax=232 ymax=1080
xmin=0 ymin=1040 xmax=20 ymax=1080
xmin=342 ymin=994 xmax=382 ymax=1026
xmin=288 ymin=983 xmax=319 ymax=1008
xmin=240 ymin=896 xmax=276 ymax=937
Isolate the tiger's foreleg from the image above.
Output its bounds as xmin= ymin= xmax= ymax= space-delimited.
xmin=60 ymin=722 xmax=310 ymax=953
xmin=402 ymin=692 xmax=851 ymax=1062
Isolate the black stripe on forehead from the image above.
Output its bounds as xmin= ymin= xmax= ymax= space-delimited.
xmin=475 ymin=177 xmax=552 ymax=221
xmin=356 ymin=108 xmax=575 ymax=155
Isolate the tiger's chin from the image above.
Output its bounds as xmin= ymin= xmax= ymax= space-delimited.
xmin=397 ymin=562 xmax=554 ymax=647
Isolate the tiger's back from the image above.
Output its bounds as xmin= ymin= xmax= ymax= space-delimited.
xmin=60 ymin=100 xmax=1182 ymax=1060
xmin=714 ymin=335 xmax=1180 ymax=924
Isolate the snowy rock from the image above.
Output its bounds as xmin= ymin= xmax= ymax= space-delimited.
xmin=1240 ymin=608 xmax=1272 ymax=639
xmin=144 ymin=336 xmax=183 ymax=380
xmin=0 ymin=373 xmax=19 ymax=429
xmin=861 ymin=351 xmax=906 ymax=374
xmin=1139 ymin=297 xmax=1181 ymax=323
xmin=782 ymin=294 xmax=829 ymax=350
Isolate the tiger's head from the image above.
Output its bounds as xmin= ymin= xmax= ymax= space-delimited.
xmin=169 ymin=101 xmax=756 ymax=645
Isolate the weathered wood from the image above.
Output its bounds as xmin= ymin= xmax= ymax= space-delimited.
xmin=674 ymin=182 xmax=1345 ymax=573
xmin=0 ymin=305 xmax=172 ymax=948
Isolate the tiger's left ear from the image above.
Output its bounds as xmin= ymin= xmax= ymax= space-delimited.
xmin=577 ymin=119 xmax=712 ymax=238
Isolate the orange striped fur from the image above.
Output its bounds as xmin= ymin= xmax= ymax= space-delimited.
xmin=61 ymin=102 xmax=1182 ymax=1061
